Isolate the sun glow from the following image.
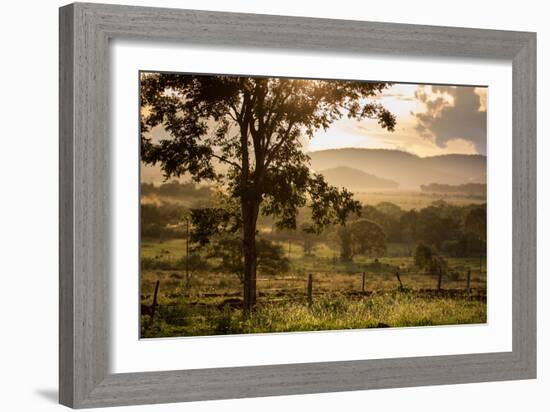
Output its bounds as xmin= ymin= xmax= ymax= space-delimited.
xmin=308 ymin=83 xmax=486 ymax=157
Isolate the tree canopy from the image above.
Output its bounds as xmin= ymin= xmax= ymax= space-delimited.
xmin=337 ymin=219 xmax=387 ymax=261
xmin=140 ymin=74 xmax=395 ymax=233
xmin=140 ymin=73 xmax=396 ymax=311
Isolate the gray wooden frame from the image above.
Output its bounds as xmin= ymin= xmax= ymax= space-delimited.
xmin=59 ymin=2 xmax=536 ymax=408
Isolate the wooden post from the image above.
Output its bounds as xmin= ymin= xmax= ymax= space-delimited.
xmin=288 ymin=240 xmax=292 ymax=258
xmin=148 ymin=280 xmax=160 ymax=327
xmin=361 ymin=272 xmax=366 ymax=294
xmin=466 ymin=268 xmax=472 ymax=292
xmin=185 ymin=218 xmax=190 ymax=284
xmin=307 ymin=274 xmax=313 ymax=306
xmin=437 ymin=267 xmax=443 ymax=291
xmin=395 ymin=270 xmax=403 ymax=289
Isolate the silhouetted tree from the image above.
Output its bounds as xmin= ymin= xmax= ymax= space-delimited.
xmin=140 ymin=73 xmax=395 ymax=312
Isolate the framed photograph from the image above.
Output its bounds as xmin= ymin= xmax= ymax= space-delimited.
xmin=59 ymin=2 xmax=536 ymax=408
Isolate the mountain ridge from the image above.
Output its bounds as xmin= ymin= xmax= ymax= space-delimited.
xmin=308 ymin=148 xmax=486 ymax=188
xmin=319 ymin=166 xmax=399 ymax=190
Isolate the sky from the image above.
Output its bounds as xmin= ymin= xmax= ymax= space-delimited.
xmin=141 ymin=80 xmax=488 ymax=184
xmin=307 ymin=83 xmax=487 ymax=157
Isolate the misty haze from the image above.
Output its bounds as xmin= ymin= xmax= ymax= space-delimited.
xmin=139 ymin=73 xmax=487 ymax=338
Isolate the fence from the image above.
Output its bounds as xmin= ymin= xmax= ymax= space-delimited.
xmin=142 ymin=266 xmax=484 ymax=325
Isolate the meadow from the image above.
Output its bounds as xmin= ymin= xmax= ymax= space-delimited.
xmin=353 ymin=190 xmax=486 ymax=210
xmin=140 ymin=238 xmax=486 ymax=338
xmin=138 ymin=74 xmax=488 ymax=338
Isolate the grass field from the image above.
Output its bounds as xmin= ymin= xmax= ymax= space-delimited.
xmin=353 ymin=190 xmax=486 ymax=210
xmin=140 ymin=238 xmax=487 ymax=338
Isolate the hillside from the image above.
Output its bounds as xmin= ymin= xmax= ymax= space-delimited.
xmin=319 ymin=166 xmax=399 ymax=189
xmin=308 ymin=148 xmax=486 ymax=188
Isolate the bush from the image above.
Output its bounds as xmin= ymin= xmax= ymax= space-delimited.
xmin=415 ymin=243 xmax=447 ymax=274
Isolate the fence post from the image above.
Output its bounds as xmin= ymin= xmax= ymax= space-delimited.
xmin=395 ymin=270 xmax=403 ymax=289
xmin=307 ymin=274 xmax=313 ymax=306
xmin=362 ymin=272 xmax=366 ymax=294
xmin=185 ymin=218 xmax=190 ymax=284
xmin=148 ymin=279 xmax=160 ymax=327
xmin=466 ymin=268 xmax=472 ymax=292
xmin=437 ymin=267 xmax=443 ymax=291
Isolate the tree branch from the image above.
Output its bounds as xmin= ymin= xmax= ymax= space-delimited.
xmin=264 ymin=120 xmax=296 ymax=167
xmin=210 ymin=153 xmax=242 ymax=170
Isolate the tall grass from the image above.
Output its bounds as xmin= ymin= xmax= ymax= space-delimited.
xmin=142 ymin=291 xmax=486 ymax=338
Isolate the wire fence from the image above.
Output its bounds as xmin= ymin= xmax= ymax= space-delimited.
xmin=142 ymin=267 xmax=487 ymax=325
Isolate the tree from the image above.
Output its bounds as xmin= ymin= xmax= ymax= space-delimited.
xmin=414 ymin=242 xmax=433 ymax=268
xmin=207 ymin=235 xmax=289 ymax=283
xmin=400 ymin=209 xmax=419 ymax=254
xmin=464 ymin=205 xmax=487 ymax=273
xmin=464 ymin=206 xmax=487 ymax=241
xmin=140 ymin=74 xmax=395 ymax=312
xmin=414 ymin=243 xmax=447 ymax=275
xmin=298 ymin=222 xmax=320 ymax=256
xmin=416 ymin=205 xmax=460 ymax=249
xmin=338 ymin=219 xmax=387 ymax=261
xmin=375 ymin=202 xmax=403 ymax=218
xmin=178 ymin=254 xmax=210 ymax=286
xmin=140 ymin=203 xmax=188 ymax=239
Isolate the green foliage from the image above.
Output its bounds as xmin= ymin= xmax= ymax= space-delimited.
xmin=305 ymin=174 xmax=362 ymax=232
xmin=414 ymin=242 xmax=433 ymax=267
xmin=256 ymin=238 xmax=291 ymax=276
xmin=141 ymin=199 xmax=487 ymax=263
xmin=140 ymin=73 xmax=395 ymax=247
xmin=140 ymin=74 xmax=398 ymax=309
xmin=189 ymin=207 xmax=240 ymax=246
xmin=338 ymin=219 xmax=387 ymax=261
xmin=141 ymin=180 xmax=214 ymax=200
xmin=400 ymin=209 xmax=419 ymax=245
xmin=414 ymin=243 xmax=448 ymax=274
xmin=416 ymin=204 xmax=460 ymax=248
xmin=206 ymin=235 xmax=290 ymax=283
xmin=140 ymin=202 xmax=187 ymax=239
xmin=299 ymin=222 xmax=319 ymax=256
xmin=465 ymin=206 xmax=487 ymax=241
xmin=140 ymin=254 xmax=209 ymax=272
xmin=441 ymin=233 xmax=486 ymax=257
xmin=374 ymin=202 xmax=404 ymax=218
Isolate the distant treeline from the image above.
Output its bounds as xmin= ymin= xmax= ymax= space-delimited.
xmin=141 ymin=181 xmax=214 ymax=199
xmin=420 ymin=183 xmax=486 ymax=195
xmin=141 ymin=181 xmax=215 ymax=239
xmin=142 ymin=194 xmax=486 ymax=260
xmin=267 ymin=200 xmax=486 ymax=259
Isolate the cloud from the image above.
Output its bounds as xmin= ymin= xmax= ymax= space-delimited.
xmin=413 ymin=86 xmax=487 ymax=154
xmin=373 ymin=92 xmax=415 ymax=101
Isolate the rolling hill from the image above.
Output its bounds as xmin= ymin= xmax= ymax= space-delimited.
xmin=308 ymin=148 xmax=486 ymax=189
xmin=319 ymin=166 xmax=399 ymax=190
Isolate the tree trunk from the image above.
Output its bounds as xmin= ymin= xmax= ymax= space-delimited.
xmin=242 ymin=199 xmax=260 ymax=316
xmin=339 ymin=226 xmax=353 ymax=262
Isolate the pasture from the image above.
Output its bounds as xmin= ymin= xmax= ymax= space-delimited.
xmin=353 ymin=190 xmax=486 ymax=210
xmin=140 ymin=238 xmax=487 ymax=338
